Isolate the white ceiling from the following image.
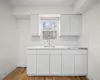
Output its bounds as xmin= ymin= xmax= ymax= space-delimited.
xmin=8 ymin=0 xmax=76 ymax=6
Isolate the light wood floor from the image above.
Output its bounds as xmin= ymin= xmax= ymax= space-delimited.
xmin=4 ymin=68 xmax=88 ymax=80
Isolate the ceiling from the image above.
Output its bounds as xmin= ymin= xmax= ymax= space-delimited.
xmin=8 ymin=0 xmax=76 ymax=6
xmin=8 ymin=0 xmax=98 ymax=18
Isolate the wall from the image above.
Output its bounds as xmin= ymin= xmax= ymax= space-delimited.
xmin=73 ymin=0 xmax=97 ymax=13
xmin=17 ymin=19 xmax=29 ymax=67
xmin=12 ymin=5 xmax=73 ymax=16
xmin=0 ymin=0 xmax=17 ymax=79
xmin=82 ymin=1 xmax=100 ymax=80
xmin=73 ymin=0 xmax=87 ymax=12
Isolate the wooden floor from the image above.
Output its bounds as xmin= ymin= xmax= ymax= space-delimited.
xmin=4 ymin=68 xmax=88 ymax=80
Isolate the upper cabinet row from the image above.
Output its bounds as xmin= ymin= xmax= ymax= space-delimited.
xmin=60 ymin=15 xmax=82 ymax=36
xmin=30 ymin=14 xmax=82 ymax=36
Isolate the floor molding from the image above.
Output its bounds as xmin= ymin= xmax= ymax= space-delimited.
xmin=17 ymin=67 xmax=26 ymax=68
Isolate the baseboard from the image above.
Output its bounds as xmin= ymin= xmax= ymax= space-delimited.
xmin=86 ymin=76 xmax=94 ymax=80
xmin=17 ymin=67 xmax=26 ymax=68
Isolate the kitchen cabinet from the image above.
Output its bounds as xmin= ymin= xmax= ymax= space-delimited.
xmin=27 ymin=48 xmax=87 ymax=76
xmin=27 ymin=55 xmax=36 ymax=76
xmin=30 ymin=14 xmax=40 ymax=36
xmin=60 ymin=14 xmax=71 ymax=35
xmin=62 ymin=55 xmax=74 ymax=75
xmin=71 ymin=15 xmax=82 ymax=35
xmin=60 ymin=14 xmax=82 ymax=36
xmin=75 ymin=55 xmax=87 ymax=76
xmin=37 ymin=55 xmax=49 ymax=75
xmin=50 ymin=55 xmax=61 ymax=75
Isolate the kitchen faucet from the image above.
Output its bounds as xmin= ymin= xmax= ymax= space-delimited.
xmin=47 ymin=37 xmax=51 ymax=46
xmin=45 ymin=37 xmax=55 ymax=47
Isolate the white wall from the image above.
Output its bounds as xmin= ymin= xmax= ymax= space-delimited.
xmin=73 ymin=0 xmax=97 ymax=13
xmin=0 ymin=0 xmax=17 ymax=79
xmin=12 ymin=5 xmax=73 ymax=16
xmin=73 ymin=0 xmax=87 ymax=12
xmin=17 ymin=19 xmax=29 ymax=67
xmin=82 ymin=2 xmax=100 ymax=80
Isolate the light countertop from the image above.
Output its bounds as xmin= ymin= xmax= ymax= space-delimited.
xmin=26 ymin=46 xmax=88 ymax=50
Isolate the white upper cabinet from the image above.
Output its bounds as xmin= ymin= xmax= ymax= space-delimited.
xmin=30 ymin=14 xmax=40 ymax=36
xmin=60 ymin=14 xmax=82 ymax=36
xmin=60 ymin=14 xmax=71 ymax=36
xmin=71 ymin=15 xmax=82 ymax=35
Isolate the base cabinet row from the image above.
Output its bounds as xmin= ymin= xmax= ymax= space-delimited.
xmin=27 ymin=54 xmax=87 ymax=76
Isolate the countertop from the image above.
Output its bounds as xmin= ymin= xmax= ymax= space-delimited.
xmin=26 ymin=46 xmax=88 ymax=50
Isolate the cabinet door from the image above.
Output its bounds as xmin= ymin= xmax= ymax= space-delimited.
xmin=37 ymin=55 xmax=49 ymax=75
xmin=60 ymin=15 xmax=71 ymax=36
xmin=75 ymin=55 xmax=87 ymax=76
xmin=30 ymin=14 xmax=39 ymax=36
xmin=62 ymin=55 xmax=74 ymax=75
xmin=27 ymin=55 xmax=36 ymax=75
xmin=50 ymin=55 xmax=61 ymax=75
xmin=71 ymin=15 xmax=82 ymax=35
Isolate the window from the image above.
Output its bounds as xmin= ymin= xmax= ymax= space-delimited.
xmin=41 ymin=17 xmax=59 ymax=39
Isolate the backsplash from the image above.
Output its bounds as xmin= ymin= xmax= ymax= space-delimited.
xmin=29 ymin=35 xmax=81 ymax=46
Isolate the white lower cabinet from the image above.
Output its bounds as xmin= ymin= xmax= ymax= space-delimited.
xmin=37 ymin=55 xmax=49 ymax=75
xmin=27 ymin=55 xmax=36 ymax=75
xmin=75 ymin=55 xmax=87 ymax=76
xmin=62 ymin=55 xmax=74 ymax=76
xmin=50 ymin=55 xmax=61 ymax=75
xmin=27 ymin=49 xmax=87 ymax=76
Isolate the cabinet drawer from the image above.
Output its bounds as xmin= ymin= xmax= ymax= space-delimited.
xmin=27 ymin=50 xmax=36 ymax=54
xmin=49 ymin=50 xmax=61 ymax=55
xmin=62 ymin=50 xmax=87 ymax=55
xmin=37 ymin=50 xmax=61 ymax=55
xmin=37 ymin=50 xmax=50 ymax=54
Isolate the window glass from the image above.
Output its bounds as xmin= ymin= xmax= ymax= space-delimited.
xmin=41 ymin=18 xmax=59 ymax=39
